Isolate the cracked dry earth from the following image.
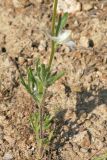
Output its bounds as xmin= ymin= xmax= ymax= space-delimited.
xmin=1 ymin=0 xmax=107 ymax=160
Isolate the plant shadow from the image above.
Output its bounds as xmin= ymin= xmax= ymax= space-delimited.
xmin=76 ymin=88 xmax=107 ymax=118
xmin=52 ymin=87 xmax=107 ymax=159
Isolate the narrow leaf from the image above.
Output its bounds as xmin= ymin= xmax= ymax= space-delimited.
xmin=47 ymin=71 xmax=64 ymax=86
xmin=56 ymin=12 xmax=68 ymax=36
xmin=20 ymin=76 xmax=30 ymax=93
xmin=56 ymin=14 xmax=62 ymax=36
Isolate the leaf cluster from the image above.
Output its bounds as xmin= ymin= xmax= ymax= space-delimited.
xmin=21 ymin=59 xmax=64 ymax=104
xmin=30 ymin=112 xmax=53 ymax=147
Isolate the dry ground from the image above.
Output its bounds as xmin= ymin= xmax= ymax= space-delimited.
xmin=0 ymin=0 xmax=107 ymax=160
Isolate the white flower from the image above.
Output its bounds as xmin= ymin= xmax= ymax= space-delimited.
xmin=47 ymin=30 xmax=76 ymax=50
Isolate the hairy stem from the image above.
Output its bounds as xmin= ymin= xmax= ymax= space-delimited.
xmin=39 ymin=88 xmax=47 ymax=156
xmin=39 ymin=0 xmax=58 ymax=157
xmin=48 ymin=0 xmax=58 ymax=68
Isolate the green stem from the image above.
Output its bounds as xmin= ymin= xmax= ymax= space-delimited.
xmin=39 ymin=89 xmax=46 ymax=140
xmin=39 ymin=88 xmax=47 ymax=157
xmin=38 ymin=0 xmax=58 ymax=157
xmin=48 ymin=0 xmax=58 ymax=69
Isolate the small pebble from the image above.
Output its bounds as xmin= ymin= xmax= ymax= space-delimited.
xmin=57 ymin=0 xmax=81 ymax=13
xmin=38 ymin=40 xmax=46 ymax=52
xmin=3 ymin=152 xmax=13 ymax=160
xmin=79 ymin=36 xmax=89 ymax=48
xmin=82 ymin=3 xmax=94 ymax=11
xmin=80 ymin=148 xmax=88 ymax=153
xmin=27 ymin=59 xmax=33 ymax=66
xmin=18 ymin=57 xmax=25 ymax=65
xmin=12 ymin=0 xmax=23 ymax=8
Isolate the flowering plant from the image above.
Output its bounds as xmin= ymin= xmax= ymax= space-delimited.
xmin=21 ymin=0 xmax=75 ymax=159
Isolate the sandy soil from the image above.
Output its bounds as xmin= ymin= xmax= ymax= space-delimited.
xmin=0 ymin=0 xmax=107 ymax=160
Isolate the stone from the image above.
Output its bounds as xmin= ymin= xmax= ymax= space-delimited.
xmin=38 ymin=40 xmax=46 ymax=52
xmin=18 ymin=57 xmax=25 ymax=65
xmin=82 ymin=3 xmax=94 ymax=11
xmin=64 ymin=109 xmax=77 ymax=121
xmin=80 ymin=148 xmax=88 ymax=153
xmin=64 ymin=46 xmax=70 ymax=54
xmin=92 ymin=138 xmax=104 ymax=150
xmin=12 ymin=0 xmax=30 ymax=8
xmin=63 ymin=125 xmax=69 ymax=132
xmin=0 ymin=116 xmax=6 ymax=125
xmin=85 ymin=120 xmax=92 ymax=128
xmin=57 ymin=0 xmax=81 ymax=14
xmin=73 ymin=131 xmax=91 ymax=148
xmin=30 ymin=0 xmax=41 ymax=5
xmin=74 ymin=20 xmax=79 ymax=27
xmin=72 ymin=143 xmax=80 ymax=152
xmin=27 ymin=59 xmax=33 ymax=66
xmin=79 ymin=36 xmax=89 ymax=48
xmin=62 ymin=144 xmax=78 ymax=160
xmin=0 ymin=139 xmax=3 ymax=145
xmin=3 ymin=152 xmax=13 ymax=160
xmin=12 ymin=0 xmax=23 ymax=8
xmin=4 ymin=136 xmax=15 ymax=146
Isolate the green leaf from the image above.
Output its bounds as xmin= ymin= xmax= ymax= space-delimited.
xmin=48 ymin=131 xmax=53 ymax=141
xmin=35 ymin=58 xmax=40 ymax=72
xmin=56 ymin=14 xmax=61 ymax=36
xmin=30 ymin=116 xmax=37 ymax=135
xmin=47 ymin=71 xmax=64 ymax=86
xmin=60 ymin=12 xmax=68 ymax=30
xmin=27 ymin=68 xmax=36 ymax=90
xmin=30 ymin=112 xmax=40 ymax=136
xmin=56 ymin=12 xmax=68 ymax=36
xmin=43 ymin=138 xmax=49 ymax=145
xmin=45 ymin=67 xmax=51 ymax=83
xmin=41 ymin=64 xmax=46 ymax=82
xmin=38 ymin=138 xmax=43 ymax=146
xmin=20 ymin=76 xmax=27 ymax=87
xmin=20 ymin=76 xmax=31 ymax=93
xmin=37 ymin=80 xmax=43 ymax=94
